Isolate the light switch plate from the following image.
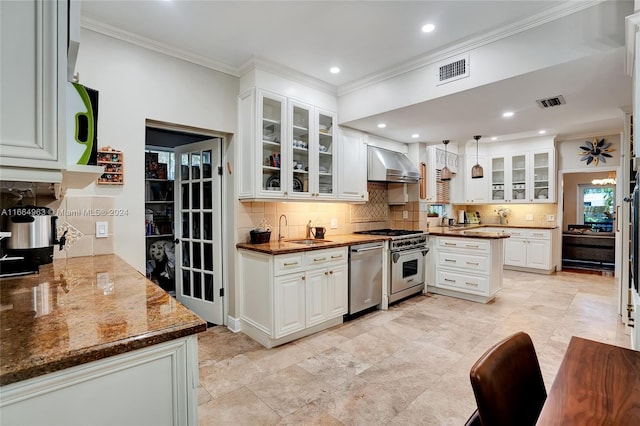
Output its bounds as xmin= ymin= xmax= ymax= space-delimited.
xmin=330 ymin=218 xmax=338 ymax=229
xmin=403 ymin=211 xmax=409 ymax=219
xmin=525 ymin=214 xmax=534 ymax=221
xmin=546 ymin=214 xmax=555 ymax=222
xmin=96 ymin=221 xmax=108 ymax=238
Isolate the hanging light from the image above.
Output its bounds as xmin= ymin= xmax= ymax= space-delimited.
xmin=441 ymin=140 xmax=452 ymax=181
xmin=471 ymin=135 xmax=484 ymax=179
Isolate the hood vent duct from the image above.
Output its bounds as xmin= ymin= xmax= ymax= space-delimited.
xmin=367 ymin=146 xmax=420 ymax=183
xmin=536 ymin=95 xmax=566 ymax=108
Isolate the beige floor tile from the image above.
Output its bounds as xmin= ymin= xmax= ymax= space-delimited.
xmin=198 ymin=386 xmax=281 ymax=425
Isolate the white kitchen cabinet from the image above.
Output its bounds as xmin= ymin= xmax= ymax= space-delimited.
xmin=464 ymin=155 xmax=489 ymax=203
xmin=489 ymin=149 xmax=555 ymax=203
xmin=238 ymin=88 xmax=337 ymax=201
xmin=422 ymin=145 xmax=458 ymax=203
xmin=239 ymin=247 xmax=348 ymax=348
xmin=428 ymin=236 xmax=503 ymax=303
xmin=0 ymin=0 xmax=67 ymax=169
xmin=503 ymin=228 xmax=554 ymax=273
xmin=0 ymin=336 xmax=200 ymax=426
xmin=337 ymin=128 xmax=368 ymax=201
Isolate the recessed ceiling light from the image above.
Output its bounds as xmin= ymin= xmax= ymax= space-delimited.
xmin=377 ymin=123 xmax=387 ymax=128
xmin=411 ymin=134 xmax=420 ymax=138
xmin=329 ymin=66 xmax=340 ymax=74
xmin=421 ymin=24 xmax=435 ymax=33
xmin=491 ymin=137 xmax=498 ymax=141
xmin=538 ymin=130 xmax=547 ymax=134
xmin=502 ymin=111 xmax=514 ymax=118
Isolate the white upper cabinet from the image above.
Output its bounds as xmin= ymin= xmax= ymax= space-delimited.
xmin=464 ymin=155 xmax=488 ymax=203
xmin=0 ymin=0 xmax=67 ymax=169
xmin=488 ymin=147 xmax=555 ymax=204
xmin=238 ymin=87 xmax=344 ymax=201
xmin=337 ymin=128 xmax=368 ymax=201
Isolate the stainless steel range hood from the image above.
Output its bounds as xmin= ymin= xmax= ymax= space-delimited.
xmin=367 ymin=146 xmax=420 ymax=183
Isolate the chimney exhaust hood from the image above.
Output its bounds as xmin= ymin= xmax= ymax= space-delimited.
xmin=367 ymin=146 xmax=420 ymax=183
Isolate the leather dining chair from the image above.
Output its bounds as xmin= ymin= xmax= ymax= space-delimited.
xmin=466 ymin=331 xmax=547 ymax=426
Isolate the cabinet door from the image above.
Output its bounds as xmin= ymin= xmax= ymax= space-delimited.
xmin=326 ymin=264 xmax=348 ymax=318
xmin=530 ymin=150 xmax=554 ymax=203
xmin=314 ymin=109 xmax=337 ymax=199
xmin=288 ymin=100 xmax=312 ymax=199
xmin=274 ymin=274 xmax=306 ymax=338
xmin=504 ymin=238 xmax=527 ymax=266
xmin=305 ymin=269 xmax=327 ymax=327
xmin=0 ymin=0 xmax=65 ymax=169
xmin=510 ymin=154 xmax=528 ymax=202
xmin=527 ymin=239 xmax=550 ymax=270
xmin=465 ymin=155 xmax=488 ymax=203
xmin=337 ymin=128 xmax=368 ymax=201
xmin=490 ymin=156 xmax=506 ymax=202
xmin=256 ymin=90 xmax=287 ymax=199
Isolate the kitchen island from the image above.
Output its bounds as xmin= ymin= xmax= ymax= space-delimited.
xmin=0 ymin=254 xmax=206 ymax=426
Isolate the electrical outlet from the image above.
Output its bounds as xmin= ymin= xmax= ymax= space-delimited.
xmin=330 ymin=218 xmax=338 ymax=229
xmin=546 ymin=214 xmax=555 ymax=222
xmin=403 ymin=211 xmax=409 ymax=219
xmin=525 ymin=214 xmax=534 ymax=221
xmin=96 ymin=221 xmax=108 ymax=238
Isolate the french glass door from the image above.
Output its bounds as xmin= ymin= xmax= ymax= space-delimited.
xmin=175 ymin=139 xmax=223 ymax=324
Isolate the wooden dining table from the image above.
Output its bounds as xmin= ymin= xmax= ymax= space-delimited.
xmin=536 ymin=336 xmax=640 ymax=425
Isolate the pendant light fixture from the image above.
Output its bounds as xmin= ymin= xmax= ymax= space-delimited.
xmin=440 ymin=140 xmax=452 ymax=181
xmin=471 ymin=135 xmax=484 ymax=179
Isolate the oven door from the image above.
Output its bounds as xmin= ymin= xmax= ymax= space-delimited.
xmin=391 ymin=247 xmax=428 ymax=294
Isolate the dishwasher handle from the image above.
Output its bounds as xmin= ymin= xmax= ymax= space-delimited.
xmin=351 ymin=245 xmax=384 ymax=254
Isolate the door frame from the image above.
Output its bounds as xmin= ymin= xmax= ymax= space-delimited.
xmin=145 ymin=119 xmax=233 ymax=326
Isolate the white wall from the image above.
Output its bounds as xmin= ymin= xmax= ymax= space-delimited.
xmin=68 ymin=29 xmax=239 ymax=273
xmin=557 ymin=134 xmax=621 ymax=170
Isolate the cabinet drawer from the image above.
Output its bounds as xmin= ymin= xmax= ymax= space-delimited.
xmin=526 ymin=229 xmax=550 ymax=240
xmin=437 ymin=251 xmax=489 ymax=273
xmin=305 ymin=248 xmax=347 ymax=268
xmin=436 ymin=270 xmax=488 ymax=295
xmin=274 ymin=254 xmax=304 ymax=276
xmin=505 ymin=229 xmax=526 ymax=238
xmin=437 ymin=238 xmax=489 ymax=252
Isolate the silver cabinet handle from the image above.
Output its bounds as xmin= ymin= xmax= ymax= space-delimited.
xmin=444 ymin=242 xmax=457 ymax=246
xmin=465 ymin=282 xmax=479 ymax=287
xmin=465 ymin=244 xmax=479 ymax=248
xmin=331 ymin=254 xmax=344 ymax=259
xmin=466 ymin=261 xmax=479 ymax=266
xmin=444 ymin=278 xmax=456 ymax=283
xmin=444 ymin=258 xmax=456 ymax=263
xmin=313 ymin=257 xmax=327 ymax=262
xmin=283 ymin=261 xmax=299 ymax=266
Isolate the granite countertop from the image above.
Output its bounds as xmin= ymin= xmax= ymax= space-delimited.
xmin=427 ymin=224 xmax=557 ymax=239
xmin=237 ymin=233 xmax=389 ymax=254
xmin=0 ymin=254 xmax=206 ymax=386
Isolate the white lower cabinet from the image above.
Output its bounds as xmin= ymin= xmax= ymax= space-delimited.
xmin=0 ymin=336 xmax=200 ymax=426
xmin=239 ymin=247 xmax=348 ymax=348
xmin=503 ymin=229 xmax=554 ymax=273
xmin=428 ymin=237 xmax=503 ymax=303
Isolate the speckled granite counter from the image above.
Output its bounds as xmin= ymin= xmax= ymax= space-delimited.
xmin=427 ymin=224 xmax=557 ymax=238
xmin=236 ymin=233 xmax=389 ymax=254
xmin=0 ymin=254 xmax=206 ymax=386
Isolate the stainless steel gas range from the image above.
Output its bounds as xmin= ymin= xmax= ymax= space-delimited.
xmin=354 ymin=229 xmax=428 ymax=304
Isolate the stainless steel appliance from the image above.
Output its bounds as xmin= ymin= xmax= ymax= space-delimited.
xmin=367 ymin=146 xmax=420 ymax=183
xmin=348 ymin=242 xmax=384 ymax=315
xmin=354 ymin=229 xmax=428 ymax=303
xmin=3 ymin=206 xmax=66 ymax=265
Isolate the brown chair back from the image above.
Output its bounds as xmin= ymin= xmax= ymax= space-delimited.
xmin=469 ymin=332 xmax=546 ymax=426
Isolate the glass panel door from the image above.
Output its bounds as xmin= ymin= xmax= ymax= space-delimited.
xmin=317 ymin=112 xmax=334 ymax=196
xmin=175 ymin=140 xmax=223 ymax=325
xmin=511 ymin=154 xmax=526 ymax=201
xmin=533 ymin=152 xmax=550 ymax=201
xmin=261 ymin=94 xmax=283 ymax=194
xmin=491 ymin=157 xmax=505 ymax=201
xmin=291 ymin=103 xmax=310 ymax=196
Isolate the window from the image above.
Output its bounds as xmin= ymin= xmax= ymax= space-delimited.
xmin=577 ymin=184 xmax=614 ymax=232
xmin=146 ymin=146 xmax=175 ymax=181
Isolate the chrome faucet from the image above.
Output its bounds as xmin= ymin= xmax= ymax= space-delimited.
xmin=306 ymin=220 xmax=312 ymax=239
xmin=278 ymin=214 xmax=288 ymax=242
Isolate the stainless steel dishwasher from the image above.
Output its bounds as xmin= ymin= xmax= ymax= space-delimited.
xmin=348 ymin=242 xmax=384 ymax=315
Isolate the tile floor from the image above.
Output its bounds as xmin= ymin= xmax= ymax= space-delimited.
xmin=197 ymin=269 xmax=630 ymax=425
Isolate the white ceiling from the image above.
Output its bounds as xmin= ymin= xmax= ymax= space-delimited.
xmin=81 ymin=0 xmax=633 ymax=144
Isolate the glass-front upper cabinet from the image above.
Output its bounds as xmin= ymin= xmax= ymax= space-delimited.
xmin=510 ymin=154 xmax=527 ymax=201
xmin=315 ymin=110 xmax=336 ymax=198
xmin=491 ymin=157 xmax=505 ymax=201
xmin=259 ymin=91 xmax=286 ymax=197
xmin=289 ymin=101 xmax=311 ymax=198
xmin=530 ymin=150 xmax=554 ymax=202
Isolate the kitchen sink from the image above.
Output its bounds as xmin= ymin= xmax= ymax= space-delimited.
xmin=287 ymin=239 xmax=333 ymax=245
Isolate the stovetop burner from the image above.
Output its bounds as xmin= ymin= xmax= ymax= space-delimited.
xmin=354 ymin=229 xmax=423 ymax=237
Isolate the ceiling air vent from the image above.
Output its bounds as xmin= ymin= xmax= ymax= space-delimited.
xmin=536 ymin=95 xmax=566 ymax=108
xmin=436 ymin=53 xmax=470 ymax=86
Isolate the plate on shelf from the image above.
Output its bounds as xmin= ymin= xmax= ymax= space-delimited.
xmin=535 ymin=189 xmax=548 ymax=199
xmin=266 ymin=175 xmax=280 ymax=190
xmin=292 ymin=177 xmax=303 ymax=192
xmin=494 ymin=190 xmax=504 ymax=199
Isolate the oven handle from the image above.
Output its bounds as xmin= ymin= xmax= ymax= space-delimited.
xmin=392 ymin=247 xmax=429 ymax=263
xmin=351 ymin=245 xmax=384 ymax=253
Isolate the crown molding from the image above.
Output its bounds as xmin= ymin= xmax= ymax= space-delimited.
xmin=337 ymin=0 xmax=605 ymax=96
xmin=81 ymin=17 xmax=239 ymax=78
